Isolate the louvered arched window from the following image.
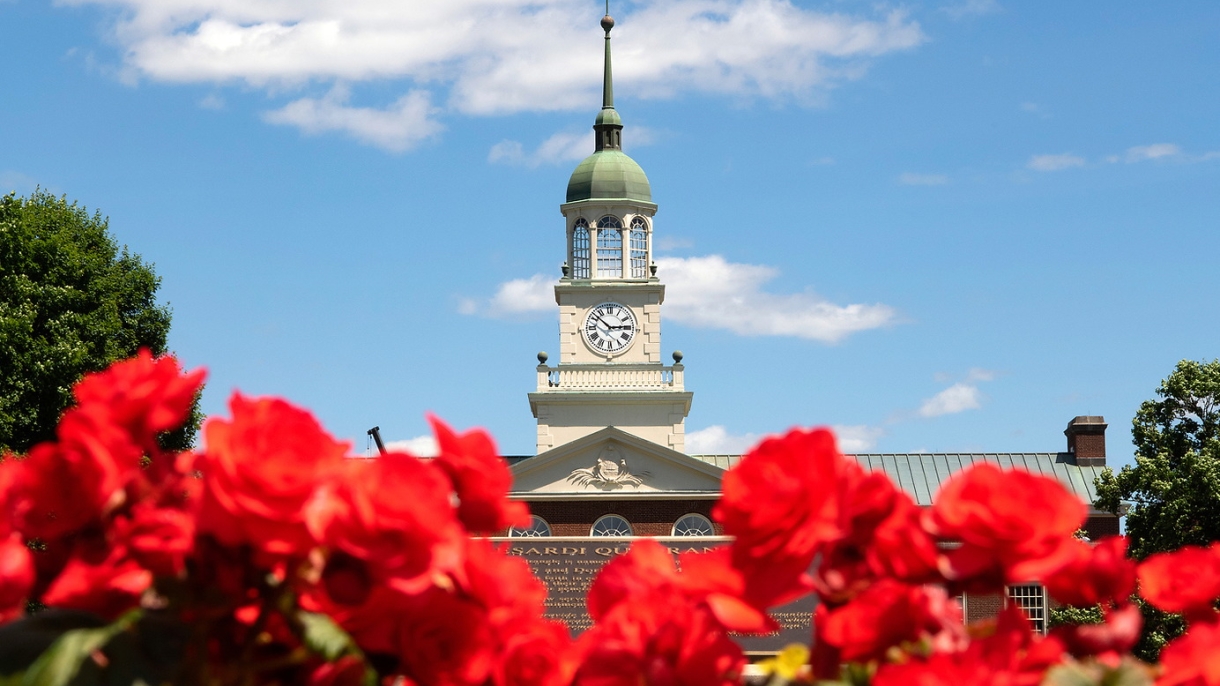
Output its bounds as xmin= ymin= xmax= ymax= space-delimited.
xmin=596 ymin=215 xmax=623 ymax=278
xmin=571 ymin=219 xmax=590 ymax=279
xmin=629 ymin=216 xmax=648 ymax=278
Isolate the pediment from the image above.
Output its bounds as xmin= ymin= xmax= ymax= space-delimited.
xmin=510 ymin=427 xmax=724 ymax=495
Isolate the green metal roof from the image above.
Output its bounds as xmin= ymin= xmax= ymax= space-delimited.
xmin=566 ymin=149 xmax=652 ymax=203
xmin=689 ymin=452 xmax=1107 ymax=507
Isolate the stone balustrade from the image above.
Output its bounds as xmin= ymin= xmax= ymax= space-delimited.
xmin=535 ymin=363 xmax=684 ymax=392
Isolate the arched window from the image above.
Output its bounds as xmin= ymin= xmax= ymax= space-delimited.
xmin=572 ymin=219 xmax=591 ymax=279
xmin=672 ymin=513 xmax=714 ymax=537
xmin=508 ymin=515 xmax=552 ymax=538
xmin=591 ymin=514 xmax=632 ymax=537
xmin=629 ymin=216 xmax=648 ymax=278
xmin=596 ymin=215 xmax=622 ymax=278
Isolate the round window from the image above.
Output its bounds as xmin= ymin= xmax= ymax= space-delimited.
xmin=591 ymin=514 xmax=633 ymax=537
xmin=508 ymin=515 xmax=552 ymax=537
xmin=672 ymin=514 xmax=714 ymax=537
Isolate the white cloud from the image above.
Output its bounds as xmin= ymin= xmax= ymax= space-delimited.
xmin=490 ymin=274 xmax=555 ymax=314
xmin=263 ymin=87 xmax=442 ymax=152
xmin=198 ymin=93 xmax=225 ymax=110
xmin=383 ymin=435 xmax=438 ymax=457
xmin=462 ymin=274 xmax=556 ymax=318
xmin=941 ymin=0 xmax=1001 ymax=20
xmin=686 ymin=425 xmax=762 ymax=454
xmin=809 ymin=156 xmax=836 ymax=166
xmin=833 ymin=424 xmax=883 ymax=452
xmin=1124 ymin=143 xmax=1181 ymax=162
xmin=463 ymin=255 xmax=895 ymax=343
xmin=965 ymin=367 xmax=997 ymax=382
xmin=918 ymin=383 xmax=983 ymax=418
xmin=687 ymin=423 xmax=879 ymax=454
xmin=1027 ymin=153 xmax=1085 ymax=172
xmin=898 ymin=172 xmax=948 ymax=186
xmin=67 ymin=1 xmax=924 ymax=123
xmin=656 ymin=255 xmax=896 ymax=343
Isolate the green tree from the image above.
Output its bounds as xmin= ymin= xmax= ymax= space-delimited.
xmin=0 ymin=189 xmax=200 ymax=454
xmin=1095 ymin=358 xmax=1220 ymax=659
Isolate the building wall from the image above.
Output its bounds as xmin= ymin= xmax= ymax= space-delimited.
xmin=965 ymin=593 xmax=1004 ymax=624
xmin=1084 ymin=514 xmax=1120 ymax=539
xmin=533 ymin=396 xmax=690 ymax=453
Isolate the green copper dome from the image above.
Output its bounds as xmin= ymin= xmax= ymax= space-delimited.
xmin=566 ymin=149 xmax=652 ymax=203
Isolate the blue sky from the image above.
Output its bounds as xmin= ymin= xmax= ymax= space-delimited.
xmin=2 ymin=0 xmax=1217 ymax=463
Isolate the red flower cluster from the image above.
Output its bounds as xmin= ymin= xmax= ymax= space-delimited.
xmin=1 ymin=350 xmax=204 ymax=622
xmin=712 ymin=427 xmax=1150 ymax=682
xmin=1138 ymin=544 xmax=1220 ymax=685
xmin=0 ymin=352 xmax=573 ymax=685
xmin=3 ymin=354 xmax=1218 ymax=685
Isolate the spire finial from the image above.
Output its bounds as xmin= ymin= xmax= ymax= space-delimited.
xmin=600 ymin=8 xmax=615 ymax=110
xmin=592 ymin=4 xmax=623 ymax=151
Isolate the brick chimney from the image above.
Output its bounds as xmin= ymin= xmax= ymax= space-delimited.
xmin=1065 ymin=416 xmax=1107 ymax=466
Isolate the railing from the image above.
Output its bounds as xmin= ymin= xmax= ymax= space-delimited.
xmin=536 ymin=364 xmax=684 ymax=391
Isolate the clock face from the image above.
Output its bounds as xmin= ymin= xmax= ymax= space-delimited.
xmin=583 ymin=302 xmax=637 ymax=355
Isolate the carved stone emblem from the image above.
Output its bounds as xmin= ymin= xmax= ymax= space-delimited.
xmin=567 ymin=445 xmax=648 ymax=490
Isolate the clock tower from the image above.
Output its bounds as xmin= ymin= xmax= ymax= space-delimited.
xmin=529 ymin=11 xmax=692 ymax=454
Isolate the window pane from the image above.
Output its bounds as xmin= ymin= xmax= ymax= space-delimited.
xmin=630 ymin=217 xmax=648 ymax=278
xmin=1006 ymin=585 xmax=1046 ymax=634
xmin=572 ymin=220 xmax=590 ymax=279
xmin=596 ymin=216 xmax=622 ymax=278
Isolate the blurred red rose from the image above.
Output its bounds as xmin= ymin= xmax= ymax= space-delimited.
xmin=924 ymin=463 xmax=1085 ymax=588
xmin=575 ymin=598 xmax=743 ymax=686
xmin=1158 ymin=617 xmax=1220 ymax=686
xmin=1051 ymin=602 xmax=1142 ymax=660
xmin=8 ymin=405 xmax=141 ymax=540
xmin=429 ymin=416 xmax=529 ymax=533
xmin=121 ymin=504 xmax=196 ymax=576
xmin=73 ymin=349 xmax=205 ymax=454
xmin=397 ymin=586 xmax=498 ymax=686
xmin=0 ymin=534 xmax=35 ymax=622
xmin=1139 ymin=543 xmax=1220 ymax=621
xmin=41 ymin=545 xmax=151 ymax=620
xmin=816 ymin=471 xmax=942 ymax=603
xmin=873 ymin=606 xmax=1064 ymax=686
xmin=455 ymin=538 xmax=546 ymax=625
xmin=196 ymin=394 xmax=347 ymax=557
xmin=815 ymin=580 xmax=961 ymax=666
xmin=587 ymin=540 xmax=772 ymax=634
xmin=495 ymin=619 xmax=577 ymax=686
xmin=308 ymin=453 xmax=462 ymax=590
xmin=714 ymin=428 xmax=852 ymax=606
xmin=308 ymin=656 xmax=368 ymax=686
xmin=1043 ymin=536 xmax=1136 ymax=608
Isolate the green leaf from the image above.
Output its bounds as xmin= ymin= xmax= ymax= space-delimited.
xmin=297 ymin=612 xmax=377 ymax=686
xmin=298 ymin=611 xmax=357 ymax=662
xmin=20 ymin=611 xmax=141 ymax=686
xmin=1044 ymin=659 xmax=1154 ymax=686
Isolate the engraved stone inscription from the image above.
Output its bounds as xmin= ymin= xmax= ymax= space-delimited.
xmin=503 ymin=538 xmax=815 ymax=653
